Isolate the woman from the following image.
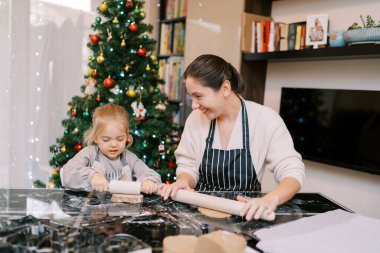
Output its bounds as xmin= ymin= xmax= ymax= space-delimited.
xmin=159 ymin=54 xmax=305 ymax=220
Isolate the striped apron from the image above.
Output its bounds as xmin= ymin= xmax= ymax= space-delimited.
xmin=195 ymin=99 xmax=261 ymax=192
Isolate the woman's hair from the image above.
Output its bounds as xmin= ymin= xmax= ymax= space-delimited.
xmin=84 ymin=103 xmax=130 ymax=146
xmin=183 ymin=54 xmax=244 ymax=93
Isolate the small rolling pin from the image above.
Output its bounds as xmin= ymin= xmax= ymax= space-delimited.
xmin=108 ymin=180 xmax=276 ymax=221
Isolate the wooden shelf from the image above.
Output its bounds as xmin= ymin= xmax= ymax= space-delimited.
xmin=159 ymin=16 xmax=186 ymax=24
xmin=243 ymin=44 xmax=380 ymax=62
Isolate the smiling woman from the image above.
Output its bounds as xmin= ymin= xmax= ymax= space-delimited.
xmin=159 ymin=54 xmax=305 ymax=221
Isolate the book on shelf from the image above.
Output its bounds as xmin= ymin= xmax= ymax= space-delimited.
xmin=288 ymin=21 xmax=306 ymax=51
xmin=165 ymin=0 xmax=187 ymax=19
xmin=158 ymin=56 xmax=184 ymax=101
xmin=241 ymin=12 xmax=271 ymax=53
xmin=159 ymin=23 xmax=172 ymax=55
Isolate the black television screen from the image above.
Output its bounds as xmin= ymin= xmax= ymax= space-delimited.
xmin=279 ymin=87 xmax=380 ymax=175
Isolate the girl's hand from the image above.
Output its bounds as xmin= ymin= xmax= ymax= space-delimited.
xmin=158 ymin=179 xmax=191 ymax=200
xmin=141 ymin=180 xmax=158 ymax=194
xmin=236 ymin=194 xmax=279 ymax=221
xmin=91 ymin=173 xmax=109 ymax=192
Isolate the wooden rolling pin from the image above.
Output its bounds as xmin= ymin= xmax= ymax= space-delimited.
xmin=108 ymin=181 xmax=276 ymax=221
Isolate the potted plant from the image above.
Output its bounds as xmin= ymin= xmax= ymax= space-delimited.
xmin=343 ymin=15 xmax=380 ymax=45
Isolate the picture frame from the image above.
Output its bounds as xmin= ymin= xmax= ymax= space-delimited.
xmin=306 ymin=14 xmax=328 ymax=48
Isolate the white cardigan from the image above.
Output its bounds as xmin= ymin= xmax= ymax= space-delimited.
xmin=175 ymin=100 xmax=305 ymax=187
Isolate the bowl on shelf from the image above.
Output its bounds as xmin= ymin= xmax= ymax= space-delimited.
xmin=329 ymin=31 xmax=346 ymax=47
xmin=343 ymin=27 xmax=380 ymax=45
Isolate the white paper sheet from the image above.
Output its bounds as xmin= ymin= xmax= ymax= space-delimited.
xmin=254 ymin=209 xmax=380 ymax=253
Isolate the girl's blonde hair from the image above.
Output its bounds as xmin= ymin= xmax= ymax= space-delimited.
xmin=84 ymin=103 xmax=131 ymax=146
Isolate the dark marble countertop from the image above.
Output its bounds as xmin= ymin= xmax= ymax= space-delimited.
xmin=0 ymin=189 xmax=351 ymax=252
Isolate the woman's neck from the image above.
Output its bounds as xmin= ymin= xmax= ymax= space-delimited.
xmin=218 ymin=93 xmax=241 ymax=123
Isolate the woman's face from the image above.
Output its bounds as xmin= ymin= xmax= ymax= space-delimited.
xmin=185 ymin=76 xmax=226 ymax=120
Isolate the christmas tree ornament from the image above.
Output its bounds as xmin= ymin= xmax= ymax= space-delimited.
xmin=131 ymin=101 xmax=146 ymax=120
xmin=159 ymin=144 xmax=165 ymax=155
xmin=47 ymin=181 xmax=56 ymax=188
xmin=110 ymin=85 xmax=120 ymax=95
xmin=95 ymin=17 xmax=101 ymax=24
xmin=133 ymin=6 xmax=140 ymax=14
xmin=75 ymin=143 xmax=82 ymax=152
xmin=145 ymin=64 xmax=151 ymax=71
xmin=130 ymin=49 xmax=136 ymax=54
xmin=154 ymin=87 xmax=160 ymax=93
xmin=124 ymin=64 xmax=131 ymax=72
xmin=127 ymin=86 xmax=137 ymax=98
xmin=71 ymin=108 xmax=77 ymax=117
xmin=89 ymin=34 xmax=99 ymax=45
xmin=107 ymin=28 xmax=113 ymax=41
xmin=112 ymin=17 xmax=119 ymax=24
xmin=142 ymin=34 xmax=149 ymax=41
xmin=73 ymin=128 xmax=79 ymax=134
xmin=88 ymin=56 xmax=93 ymax=60
xmin=103 ymin=76 xmax=115 ymax=88
xmin=155 ymin=102 xmax=166 ymax=111
xmin=96 ymin=94 xmax=101 ymax=102
xmin=140 ymin=11 xmax=146 ymax=19
xmin=96 ymin=53 xmax=105 ymax=63
xmin=126 ymin=0 xmax=133 ymax=8
xmin=129 ymin=22 xmax=138 ymax=32
xmin=52 ymin=169 xmax=59 ymax=176
xmin=85 ymin=77 xmax=97 ymax=96
xmin=165 ymin=136 xmax=172 ymax=144
xmin=60 ymin=145 xmax=66 ymax=153
xmin=91 ymin=70 xmax=98 ymax=77
xmin=83 ymin=109 xmax=90 ymax=118
xmin=137 ymin=47 xmax=146 ymax=57
xmin=168 ymin=161 xmax=176 ymax=168
xmin=121 ymin=39 xmax=126 ymax=47
xmin=150 ymin=54 xmax=158 ymax=61
xmin=99 ymin=2 xmax=108 ymax=12
xmin=64 ymin=129 xmax=69 ymax=135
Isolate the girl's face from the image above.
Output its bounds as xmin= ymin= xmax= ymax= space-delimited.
xmin=185 ymin=76 xmax=227 ymax=120
xmin=95 ymin=120 xmax=128 ymax=160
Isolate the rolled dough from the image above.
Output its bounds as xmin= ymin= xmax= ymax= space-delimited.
xmin=111 ymin=194 xmax=143 ymax=203
xmin=163 ymin=235 xmax=197 ymax=253
xmin=198 ymin=207 xmax=231 ymax=219
xmin=196 ymin=230 xmax=246 ymax=253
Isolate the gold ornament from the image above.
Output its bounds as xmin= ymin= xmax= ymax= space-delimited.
xmin=60 ymin=145 xmax=66 ymax=153
xmin=47 ymin=181 xmax=56 ymax=188
xmin=88 ymin=56 xmax=93 ymax=60
xmin=97 ymin=53 xmax=105 ymax=63
xmin=127 ymin=86 xmax=137 ymax=98
xmin=146 ymin=64 xmax=151 ymax=71
xmin=88 ymin=68 xmax=94 ymax=75
xmin=52 ymin=169 xmax=59 ymax=176
xmin=155 ymin=102 xmax=166 ymax=111
xmin=121 ymin=39 xmax=126 ymax=47
xmin=150 ymin=54 xmax=158 ymax=61
xmin=140 ymin=11 xmax=146 ymax=19
xmin=99 ymin=2 xmax=108 ymax=12
xmin=112 ymin=17 xmax=119 ymax=24
xmin=124 ymin=64 xmax=131 ymax=72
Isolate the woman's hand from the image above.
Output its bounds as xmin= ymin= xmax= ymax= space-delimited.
xmin=236 ymin=194 xmax=279 ymax=221
xmin=158 ymin=179 xmax=191 ymax=200
xmin=91 ymin=173 xmax=109 ymax=192
xmin=141 ymin=180 xmax=158 ymax=194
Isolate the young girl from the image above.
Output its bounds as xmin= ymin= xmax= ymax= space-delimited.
xmin=60 ymin=103 xmax=161 ymax=194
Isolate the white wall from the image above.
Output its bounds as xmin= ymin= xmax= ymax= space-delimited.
xmin=262 ymin=0 xmax=380 ymax=219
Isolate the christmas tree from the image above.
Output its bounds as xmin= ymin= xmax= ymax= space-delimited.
xmin=35 ymin=0 xmax=179 ymax=188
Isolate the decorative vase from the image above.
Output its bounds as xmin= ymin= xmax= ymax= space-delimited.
xmin=329 ymin=31 xmax=346 ymax=47
xmin=343 ymin=27 xmax=380 ymax=45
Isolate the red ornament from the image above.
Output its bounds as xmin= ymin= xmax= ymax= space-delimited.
xmin=125 ymin=0 xmax=133 ymax=8
xmin=168 ymin=161 xmax=176 ymax=168
xmin=137 ymin=47 xmax=147 ymax=57
xmin=91 ymin=70 xmax=98 ymax=77
xmin=129 ymin=23 xmax=138 ymax=32
xmin=165 ymin=180 xmax=172 ymax=185
xmin=89 ymin=34 xmax=99 ymax=45
xmin=75 ymin=143 xmax=82 ymax=152
xmin=96 ymin=94 xmax=101 ymax=102
xmin=103 ymin=77 xmax=114 ymax=88
xmin=71 ymin=109 xmax=77 ymax=117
